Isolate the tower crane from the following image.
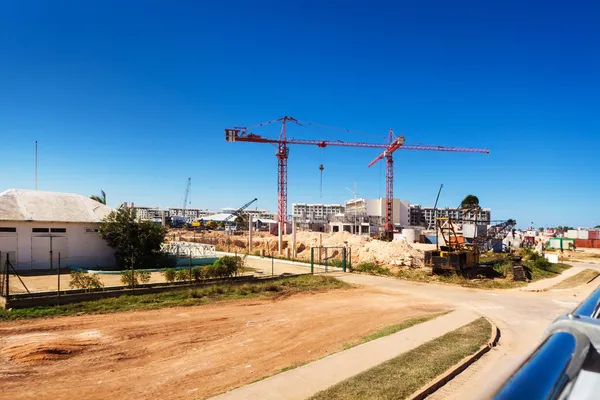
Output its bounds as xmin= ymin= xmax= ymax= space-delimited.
xmin=225 ymin=116 xmax=490 ymax=240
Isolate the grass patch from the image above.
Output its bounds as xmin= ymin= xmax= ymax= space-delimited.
xmin=0 ymin=275 xmax=350 ymax=321
xmin=528 ymin=262 xmax=571 ymax=281
xmin=551 ymin=269 xmax=600 ymax=289
xmin=309 ymin=317 xmax=491 ymax=400
xmin=342 ymin=312 xmax=449 ymax=350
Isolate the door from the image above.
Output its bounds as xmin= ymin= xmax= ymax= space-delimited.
xmin=31 ymin=236 xmax=68 ymax=270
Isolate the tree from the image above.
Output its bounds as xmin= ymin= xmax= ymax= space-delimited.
xmin=99 ymin=206 xmax=171 ymax=269
xmin=595 ymin=225 xmax=600 ymax=229
xmin=90 ymin=190 xmax=107 ymax=205
xmin=459 ymin=194 xmax=480 ymax=210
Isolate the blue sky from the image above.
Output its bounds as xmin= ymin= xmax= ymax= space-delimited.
xmin=1 ymin=1 xmax=598 ymax=228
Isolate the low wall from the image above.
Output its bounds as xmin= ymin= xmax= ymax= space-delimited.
xmin=2 ymin=274 xmax=300 ymax=309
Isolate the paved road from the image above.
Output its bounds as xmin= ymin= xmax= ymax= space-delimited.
xmin=333 ymin=263 xmax=600 ymax=399
xmin=211 ymin=310 xmax=480 ymax=400
xmin=219 ymin=254 xmax=600 ymax=399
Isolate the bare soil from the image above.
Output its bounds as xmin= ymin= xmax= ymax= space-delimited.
xmin=0 ymin=287 xmax=446 ymax=399
xmin=174 ymin=230 xmax=425 ymax=268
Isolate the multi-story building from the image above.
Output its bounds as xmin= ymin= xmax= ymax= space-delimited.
xmin=133 ymin=206 xmax=163 ymax=223
xmin=328 ymin=198 xmax=410 ymax=235
xmin=409 ymin=205 xmax=491 ymax=228
xmin=292 ymin=203 xmax=345 ymax=221
xmin=167 ymin=207 xmax=213 ymax=223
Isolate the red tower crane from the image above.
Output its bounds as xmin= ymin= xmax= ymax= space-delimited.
xmin=225 ymin=116 xmax=490 ymax=238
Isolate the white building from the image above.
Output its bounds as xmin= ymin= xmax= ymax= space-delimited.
xmin=0 ymin=189 xmax=116 ymax=270
xmin=132 ymin=205 xmax=163 ymax=223
xmin=344 ymin=198 xmax=410 ymax=227
xmin=167 ymin=207 xmax=213 ymax=223
xmin=292 ymin=203 xmax=345 ymax=221
xmin=409 ymin=205 xmax=491 ymax=227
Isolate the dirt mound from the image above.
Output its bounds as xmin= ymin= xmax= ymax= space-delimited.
xmin=1 ymin=331 xmax=103 ymax=365
xmin=176 ymin=229 xmax=425 ymax=267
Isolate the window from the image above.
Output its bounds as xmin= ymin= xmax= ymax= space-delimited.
xmin=51 ymin=228 xmax=66 ymax=233
xmin=0 ymin=227 xmax=16 ymax=232
xmin=85 ymin=228 xmax=99 ymax=233
xmin=32 ymin=228 xmax=49 ymax=233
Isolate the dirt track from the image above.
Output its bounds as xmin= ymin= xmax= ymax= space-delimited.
xmin=0 ymin=287 xmax=446 ymax=399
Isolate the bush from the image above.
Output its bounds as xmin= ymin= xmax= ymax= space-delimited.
xmin=137 ymin=270 xmax=151 ymax=283
xmin=162 ymin=268 xmax=176 ymax=283
xmin=175 ymin=269 xmax=191 ymax=282
xmin=528 ymin=257 xmax=553 ymax=271
xmin=120 ymin=270 xmax=152 ymax=286
xmin=354 ymin=262 xmax=390 ymax=275
xmin=69 ymin=271 xmax=104 ymax=291
xmin=191 ymin=267 xmax=204 ymax=282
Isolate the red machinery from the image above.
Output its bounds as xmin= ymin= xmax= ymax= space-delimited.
xmin=225 ymin=116 xmax=490 ymax=236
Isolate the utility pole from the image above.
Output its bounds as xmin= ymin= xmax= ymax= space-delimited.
xmin=35 ymin=140 xmax=38 ymax=190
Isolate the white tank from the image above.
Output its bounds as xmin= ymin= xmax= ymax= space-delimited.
xmin=403 ymin=228 xmax=421 ymax=244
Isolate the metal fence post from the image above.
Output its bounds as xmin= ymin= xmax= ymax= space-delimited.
xmin=57 ymin=253 xmax=61 ymax=305
xmin=5 ymin=253 xmax=9 ymax=297
xmin=310 ymin=247 xmax=314 ymax=274
xmin=325 ymin=247 xmax=328 ymax=273
xmin=189 ymin=254 xmax=192 ymax=285
xmin=348 ymin=247 xmax=352 ymax=271
xmin=342 ymin=247 xmax=347 ymax=272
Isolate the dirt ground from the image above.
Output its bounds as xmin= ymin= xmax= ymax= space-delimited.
xmin=0 ymin=287 xmax=447 ymax=400
xmin=174 ymin=229 xmax=426 ymax=268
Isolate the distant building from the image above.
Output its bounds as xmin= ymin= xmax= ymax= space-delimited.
xmin=409 ymin=205 xmax=491 ymax=228
xmin=329 ymin=198 xmax=410 ymax=235
xmin=292 ymin=203 xmax=345 ymax=221
xmin=167 ymin=207 xmax=213 ymax=223
xmin=132 ymin=206 xmax=163 ymax=223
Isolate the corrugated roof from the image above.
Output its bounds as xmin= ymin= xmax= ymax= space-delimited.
xmin=0 ymin=189 xmax=114 ymax=223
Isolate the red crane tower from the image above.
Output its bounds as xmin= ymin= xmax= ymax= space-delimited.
xmin=225 ymin=116 xmax=490 ymax=238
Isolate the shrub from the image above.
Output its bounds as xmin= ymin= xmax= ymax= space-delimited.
xmin=137 ymin=270 xmax=151 ymax=283
xmin=162 ymin=268 xmax=176 ymax=283
xmin=354 ymin=262 xmax=390 ymax=275
xmin=69 ymin=271 xmax=104 ymax=291
xmin=191 ymin=267 xmax=204 ymax=282
xmin=175 ymin=269 xmax=191 ymax=282
xmin=529 ymin=257 xmax=553 ymax=271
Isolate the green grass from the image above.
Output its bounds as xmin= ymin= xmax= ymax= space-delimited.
xmin=0 ymin=275 xmax=350 ymax=321
xmin=309 ymin=317 xmax=491 ymax=400
xmin=528 ymin=262 xmax=572 ymax=281
xmin=341 ymin=312 xmax=449 ymax=350
xmin=551 ymin=269 xmax=600 ymax=289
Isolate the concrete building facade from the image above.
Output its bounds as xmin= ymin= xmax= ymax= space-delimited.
xmin=292 ymin=203 xmax=345 ymax=221
xmin=0 ymin=189 xmax=115 ymax=270
xmin=409 ymin=205 xmax=491 ymax=227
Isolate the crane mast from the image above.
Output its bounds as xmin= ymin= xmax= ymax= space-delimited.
xmin=182 ymin=177 xmax=191 ymax=218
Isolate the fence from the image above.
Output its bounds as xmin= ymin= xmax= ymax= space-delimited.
xmin=310 ymin=246 xmax=347 ymax=273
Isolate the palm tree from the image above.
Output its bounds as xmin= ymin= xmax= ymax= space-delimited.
xmin=90 ymin=190 xmax=107 ymax=205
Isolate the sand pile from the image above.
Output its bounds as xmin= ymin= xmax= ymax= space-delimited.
xmin=284 ymin=231 xmax=424 ymax=268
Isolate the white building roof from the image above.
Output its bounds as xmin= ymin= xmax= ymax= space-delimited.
xmin=0 ymin=189 xmax=114 ymax=223
xmin=199 ymin=212 xmax=235 ymax=222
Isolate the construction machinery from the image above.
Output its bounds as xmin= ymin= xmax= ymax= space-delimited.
xmin=426 ymin=217 xmax=517 ymax=273
xmin=225 ymin=117 xmax=490 ymax=246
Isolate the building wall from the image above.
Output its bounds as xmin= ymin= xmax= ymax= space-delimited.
xmin=0 ymin=221 xmax=115 ymax=270
xmin=345 ymin=198 xmax=409 ymax=227
xmin=409 ymin=206 xmax=491 ymax=227
xmin=292 ymin=203 xmax=344 ymax=221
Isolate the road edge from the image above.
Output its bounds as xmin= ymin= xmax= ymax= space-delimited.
xmin=406 ymin=316 xmax=500 ymax=400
